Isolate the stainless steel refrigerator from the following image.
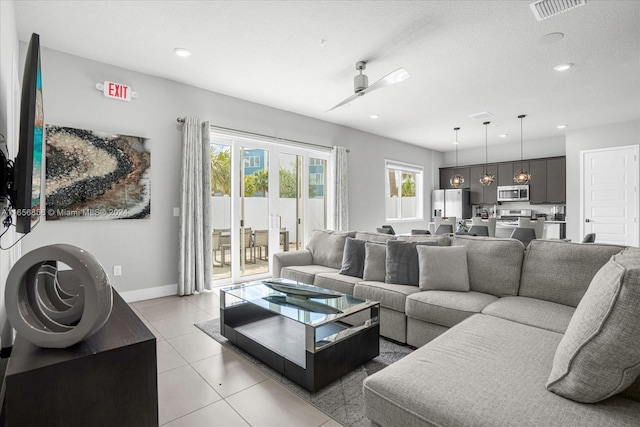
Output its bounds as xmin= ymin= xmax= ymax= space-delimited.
xmin=432 ymin=189 xmax=471 ymax=220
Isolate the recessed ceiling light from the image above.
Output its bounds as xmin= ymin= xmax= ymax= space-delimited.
xmin=554 ymin=63 xmax=573 ymax=71
xmin=557 ymin=124 xmax=567 ymax=129
xmin=173 ymin=48 xmax=191 ymax=58
xmin=369 ymin=114 xmax=379 ymax=119
xmin=538 ymin=32 xmax=564 ymax=45
xmin=499 ymin=134 xmax=508 ymax=138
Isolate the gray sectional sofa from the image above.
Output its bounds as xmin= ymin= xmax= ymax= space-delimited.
xmin=272 ymin=230 xmax=640 ymax=426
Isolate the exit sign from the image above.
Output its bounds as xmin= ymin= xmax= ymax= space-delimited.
xmin=102 ymin=81 xmax=131 ymax=101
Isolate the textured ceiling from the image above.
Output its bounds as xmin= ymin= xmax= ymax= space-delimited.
xmin=12 ymin=0 xmax=640 ymax=152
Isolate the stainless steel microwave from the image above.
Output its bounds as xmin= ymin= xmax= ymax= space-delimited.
xmin=497 ymin=185 xmax=529 ymax=202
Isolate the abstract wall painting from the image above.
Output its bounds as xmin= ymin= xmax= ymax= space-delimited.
xmin=45 ymin=125 xmax=150 ymax=220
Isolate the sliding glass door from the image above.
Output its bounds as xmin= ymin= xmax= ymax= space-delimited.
xmin=210 ymin=131 xmax=330 ymax=285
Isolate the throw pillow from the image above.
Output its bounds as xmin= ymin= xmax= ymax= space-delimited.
xmin=363 ymin=242 xmax=387 ymax=282
xmin=306 ymin=230 xmax=356 ymax=269
xmin=417 ymin=245 xmax=470 ymax=292
xmin=385 ymin=240 xmax=433 ymax=286
xmin=339 ymin=237 xmax=366 ymax=278
xmin=546 ymin=247 xmax=640 ymax=403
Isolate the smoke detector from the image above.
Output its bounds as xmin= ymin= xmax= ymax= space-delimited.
xmin=530 ymin=0 xmax=586 ymax=21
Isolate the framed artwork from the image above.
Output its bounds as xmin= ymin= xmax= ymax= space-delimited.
xmin=45 ymin=125 xmax=150 ymax=220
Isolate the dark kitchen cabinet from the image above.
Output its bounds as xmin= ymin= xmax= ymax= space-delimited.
xmin=529 ymin=160 xmax=547 ymax=203
xmin=440 ymin=167 xmax=470 ymax=189
xmin=469 ymin=166 xmax=485 ymax=204
xmin=546 ymin=158 xmax=566 ymax=203
xmin=497 ymin=163 xmax=514 ymax=186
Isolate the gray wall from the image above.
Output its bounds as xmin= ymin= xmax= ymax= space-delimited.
xmin=441 ymin=135 xmax=566 ymax=167
xmin=565 ymin=119 xmax=640 ymax=243
xmin=19 ymin=46 xmax=438 ymax=294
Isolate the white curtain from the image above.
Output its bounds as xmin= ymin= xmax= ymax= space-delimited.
xmin=332 ymin=146 xmax=349 ymax=231
xmin=178 ymin=118 xmax=213 ymax=296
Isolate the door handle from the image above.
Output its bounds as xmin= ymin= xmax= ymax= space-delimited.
xmin=585 ymin=219 xmax=591 ymax=223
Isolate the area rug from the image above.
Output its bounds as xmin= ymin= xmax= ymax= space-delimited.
xmin=195 ymin=319 xmax=413 ymax=427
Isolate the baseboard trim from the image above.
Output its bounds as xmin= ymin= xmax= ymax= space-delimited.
xmin=119 ymin=284 xmax=177 ymax=303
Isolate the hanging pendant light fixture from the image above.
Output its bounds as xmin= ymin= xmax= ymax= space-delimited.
xmin=480 ymin=121 xmax=494 ymax=186
xmin=514 ymin=114 xmax=531 ymax=184
xmin=450 ymin=127 xmax=464 ymax=188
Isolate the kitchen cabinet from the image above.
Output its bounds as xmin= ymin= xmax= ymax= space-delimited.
xmin=469 ymin=166 xmax=485 ymax=204
xmin=529 ymin=160 xmax=547 ymax=203
xmin=497 ymin=163 xmax=514 ymax=186
xmin=483 ymin=164 xmax=498 ymax=204
xmin=546 ymin=158 xmax=566 ymax=203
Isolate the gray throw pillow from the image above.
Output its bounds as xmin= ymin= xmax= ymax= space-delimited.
xmin=385 ymin=240 xmax=433 ymax=286
xmin=417 ymin=245 xmax=470 ymax=292
xmin=546 ymin=247 xmax=640 ymax=403
xmin=306 ymin=230 xmax=356 ymax=269
xmin=363 ymin=242 xmax=387 ymax=282
xmin=339 ymin=237 xmax=366 ymax=278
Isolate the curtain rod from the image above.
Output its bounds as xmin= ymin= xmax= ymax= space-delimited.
xmin=176 ymin=117 xmax=349 ymax=153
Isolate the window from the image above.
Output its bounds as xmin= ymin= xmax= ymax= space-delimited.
xmin=385 ymin=160 xmax=423 ymax=221
xmin=244 ymin=156 xmax=261 ymax=168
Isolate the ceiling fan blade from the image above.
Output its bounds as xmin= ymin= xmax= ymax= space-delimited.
xmin=361 ymin=68 xmax=410 ymax=95
xmin=326 ymin=92 xmax=360 ymax=112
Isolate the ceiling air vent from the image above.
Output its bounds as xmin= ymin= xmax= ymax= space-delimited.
xmin=469 ymin=111 xmax=494 ymax=121
xmin=530 ymin=0 xmax=586 ymax=21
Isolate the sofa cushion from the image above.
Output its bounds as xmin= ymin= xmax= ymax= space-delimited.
xmin=281 ymin=265 xmax=339 ymax=284
xmin=397 ymin=234 xmax=452 ymax=246
xmin=354 ymin=281 xmax=421 ymax=312
xmin=452 ymin=236 xmax=524 ymax=297
xmin=363 ymin=314 xmax=640 ymax=427
xmin=417 ymin=245 xmax=469 ymax=292
xmin=306 ymin=229 xmax=356 ymax=269
xmin=363 ymin=242 xmax=387 ymax=282
xmin=519 ymin=239 xmax=625 ymax=307
xmin=339 ymin=237 xmax=366 ymax=278
xmin=386 ymin=240 xmax=434 ymax=286
xmin=354 ymin=231 xmax=396 ymax=243
xmin=313 ymin=272 xmax=362 ymax=295
xmin=405 ymin=291 xmax=498 ymax=328
xmin=546 ymin=247 xmax=640 ymax=403
xmin=482 ymin=296 xmax=575 ymax=334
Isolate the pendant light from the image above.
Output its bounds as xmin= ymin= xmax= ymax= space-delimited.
xmin=479 ymin=121 xmax=494 ymax=186
xmin=449 ymin=127 xmax=464 ymax=188
xmin=514 ymin=114 xmax=531 ymax=184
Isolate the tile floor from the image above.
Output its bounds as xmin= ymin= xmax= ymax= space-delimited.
xmin=130 ymin=289 xmax=343 ymax=427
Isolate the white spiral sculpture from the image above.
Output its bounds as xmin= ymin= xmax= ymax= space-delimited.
xmin=5 ymin=244 xmax=112 ymax=348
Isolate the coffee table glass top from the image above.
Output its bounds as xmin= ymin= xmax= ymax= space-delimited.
xmin=222 ymin=278 xmax=376 ymax=327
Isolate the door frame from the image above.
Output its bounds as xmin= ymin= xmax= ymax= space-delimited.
xmin=579 ymin=144 xmax=639 ymax=246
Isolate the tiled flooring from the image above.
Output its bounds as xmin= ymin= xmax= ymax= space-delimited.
xmin=129 ymin=289 xmax=342 ymax=427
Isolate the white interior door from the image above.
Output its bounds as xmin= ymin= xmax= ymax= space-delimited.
xmin=581 ymin=145 xmax=639 ymax=246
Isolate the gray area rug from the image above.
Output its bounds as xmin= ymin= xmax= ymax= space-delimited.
xmin=195 ymin=318 xmax=413 ymax=427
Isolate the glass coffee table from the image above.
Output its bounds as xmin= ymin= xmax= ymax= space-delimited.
xmin=220 ymin=278 xmax=380 ymax=392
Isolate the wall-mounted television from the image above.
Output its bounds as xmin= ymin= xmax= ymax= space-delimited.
xmin=0 ymin=33 xmax=44 ymax=234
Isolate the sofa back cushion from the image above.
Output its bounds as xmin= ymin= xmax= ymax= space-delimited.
xmin=397 ymin=235 xmax=452 ymax=246
xmin=363 ymin=242 xmax=387 ymax=282
xmin=306 ymin=230 xmax=356 ymax=269
xmin=546 ymin=247 xmax=640 ymax=403
xmin=355 ymin=231 xmax=396 ymax=243
xmin=452 ymin=236 xmax=524 ymax=297
xmin=519 ymin=240 xmax=625 ymax=307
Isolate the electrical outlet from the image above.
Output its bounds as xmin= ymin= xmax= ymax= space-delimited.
xmin=113 ymin=265 xmax=122 ymax=276
xmin=173 ymin=207 xmax=180 ymax=217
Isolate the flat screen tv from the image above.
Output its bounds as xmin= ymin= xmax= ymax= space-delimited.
xmin=1 ymin=33 xmax=44 ymax=234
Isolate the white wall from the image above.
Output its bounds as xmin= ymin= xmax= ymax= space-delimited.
xmin=0 ymin=0 xmax=21 ymax=349
xmin=565 ymin=119 xmax=640 ymax=243
xmin=16 ymin=45 xmax=438 ymax=294
xmin=441 ymin=135 xmax=565 ymax=167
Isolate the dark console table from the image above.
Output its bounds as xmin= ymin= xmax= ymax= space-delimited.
xmin=1 ymin=290 xmax=158 ymax=427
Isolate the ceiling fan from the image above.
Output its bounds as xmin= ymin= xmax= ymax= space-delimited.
xmin=327 ymin=61 xmax=410 ymax=112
